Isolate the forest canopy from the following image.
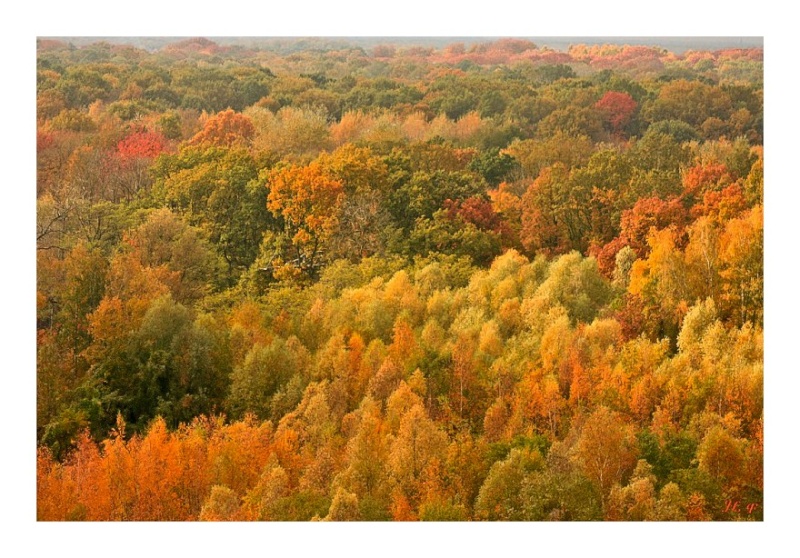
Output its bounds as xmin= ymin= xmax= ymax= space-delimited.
xmin=36 ymin=37 xmax=763 ymax=521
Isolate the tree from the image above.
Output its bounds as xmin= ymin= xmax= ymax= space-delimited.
xmin=87 ymin=295 xmax=230 ymax=434
xmin=314 ymin=145 xmax=396 ymax=260
xmin=595 ymin=91 xmax=637 ymax=136
xmin=126 ymin=208 xmax=223 ymax=303
xmin=628 ymin=227 xmax=690 ymax=342
xmin=533 ymin=251 xmax=613 ymax=324
xmin=154 ymin=146 xmax=272 ymax=278
xmin=117 ymin=129 xmax=168 ymax=160
xmin=338 ymin=398 xmax=389 ymax=504
xmin=248 ymin=105 xmax=332 ymax=157
xmin=519 ymin=467 xmax=603 ymax=521
xmin=241 ymin=457 xmax=291 ymax=520
xmin=681 ymin=162 xmax=733 ymax=200
xmin=573 ymin=407 xmax=638 ymax=499
xmin=644 ymin=79 xmax=732 ymax=129
xmin=627 ymin=132 xmax=692 ymax=199
xmin=692 ymin=183 xmax=748 ymax=227
xmin=387 ymin=168 xmax=485 ymax=235
xmin=114 ymin=129 xmax=169 ymax=199
xmin=617 ymin=196 xmax=689 ymax=260
xmin=199 ymin=485 xmax=241 ymax=521
xmin=654 ymin=482 xmax=686 ymax=521
xmin=474 ymin=447 xmax=543 ymax=520
xmin=467 ymin=148 xmax=519 ymax=186
xmin=505 ymin=132 xmax=594 ymax=180
xmin=645 ymin=120 xmax=699 ymax=143
xmin=187 ymin=109 xmax=255 ymax=147
xmin=228 ymin=338 xmax=304 ymax=420
xmin=324 ymin=487 xmax=361 ymax=521
xmin=409 ymin=209 xmax=503 ymax=267
xmin=719 ymin=206 xmax=762 ymax=326
xmin=696 ymin=426 xmax=746 ymax=489
xmin=388 ymin=404 xmax=448 ymax=504
xmin=571 ymin=148 xmax=634 ymax=246
xmin=520 ymin=163 xmax=591 ymax=255
xmin=684 ymin=217 xmax=722 ymax=304
xmin=606 ymin=459 xmax=657 ymax=520
xmin=743 ymin=148 xmax=763 ymax=206
xmin=35 ymin=37 xmax=763 ymax=523
xmin=266 ymin=162 xmax=344 ymax=281
xmin=51 ymin=241 xmax=108 ymax=371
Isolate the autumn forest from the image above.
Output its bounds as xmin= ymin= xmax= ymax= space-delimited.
xmin=36 ymin=37 xmax=763 ymax=521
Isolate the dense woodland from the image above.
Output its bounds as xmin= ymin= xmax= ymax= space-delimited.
xmin=36 ymin=37 xmax=763 ymax=521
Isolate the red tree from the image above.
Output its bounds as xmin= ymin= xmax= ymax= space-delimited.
xmin=117 ymin=130 xmax=168 ymax=161
xmin=595 ymin=91 xmax=637 ymax=134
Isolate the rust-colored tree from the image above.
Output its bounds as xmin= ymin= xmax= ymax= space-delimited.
xmin=187 ymin=109 xmax=255 ymax=147
xmin=595 ymin=91 xmax=637 ymax=136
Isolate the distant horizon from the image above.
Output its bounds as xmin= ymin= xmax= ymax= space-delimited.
xmin=40 ymin=36 xmax=763 ymax=54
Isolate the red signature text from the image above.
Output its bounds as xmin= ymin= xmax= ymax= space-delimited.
xmin=723 ymin=500 xmax=760 ymax=515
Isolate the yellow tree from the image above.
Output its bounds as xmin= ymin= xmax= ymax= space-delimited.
xmin=719 ymin=206 xmax=763 ymax=326
xmin=240 ymin=456 xmax=291 ymax=520
xmin=338 ymin=398 xmax=389 ymax=502
xmin=324 ymin=487 xmax=361 ymax=521
xmin=573 ymin=406 xmax=638 ymax=500
xmin=199 ymin=485 xmax=241 ymax=521
xmin=606 ymin=460 xmax=657 ymax=520
xmin=388 ymin=404 xmax=448 ymax=508
xmin=628 ymin=227 xmax=690 ymax=340
xmin=684 ymin=216 xmax=722 ymax=304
